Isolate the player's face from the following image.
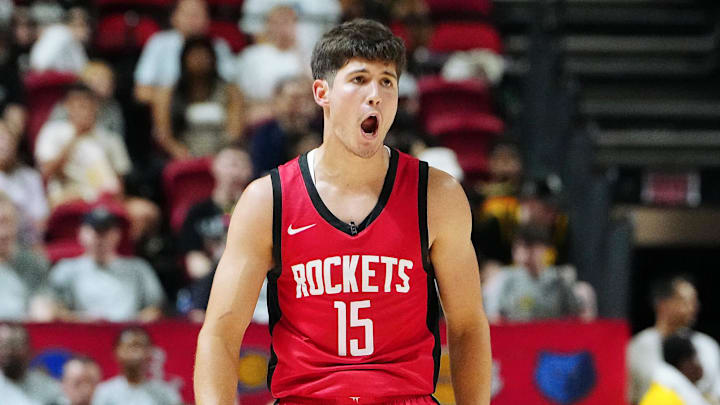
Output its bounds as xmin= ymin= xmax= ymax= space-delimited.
xmin=325 ymin=58 xmax=399 ymax=159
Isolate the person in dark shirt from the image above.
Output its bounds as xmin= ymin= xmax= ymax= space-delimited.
xmin=178 ymin=145 xmax=252 ymax=316
xmin=249 ymin=75 xmax=320 ymax=178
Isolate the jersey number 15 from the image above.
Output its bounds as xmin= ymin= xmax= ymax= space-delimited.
xmin=334 ymin=300 xmax=374 ymax=356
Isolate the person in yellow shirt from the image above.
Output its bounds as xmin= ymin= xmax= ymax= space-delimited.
xmin=640 ymin=332 xmax=709 ymax=405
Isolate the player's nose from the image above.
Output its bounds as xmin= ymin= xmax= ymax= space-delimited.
xmin=365 ymin=81 xmax=381 ymax=107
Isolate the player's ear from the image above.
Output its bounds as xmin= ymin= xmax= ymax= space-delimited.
xmin=313 ymin=79 xmax=330 ymax=108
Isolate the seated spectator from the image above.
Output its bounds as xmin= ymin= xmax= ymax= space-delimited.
xmin=29 ymin=7 xmax=90 ymax=74
xmin=52 ymin=356 xmax=101 ymax=405
xmin=48 ymin=61 xmax=124 ymax=137
xmin=152 ymin=36 xmax=244 ymax=159
xmin=240 ymin=0 xmax=341 ymax=61
xmin=0 ymin=122 xmax=48 ymax=246
xmin=628 ymin=276 xmax=720 ymax=404
xmin=495 ymin=224 xmax=580 ymax=322
xmin=640 ymin=332 xmax=709 ymax=405
xmin=0 ymin=33 xmax=26 ymax=137
xmin=176 ymin=146 xmax=267 ymax=323
xmin=250 ymin=76 xmax=320 ymax=177
xmin=474 ymin=174 xmax=570 ymax=266
xmin=9 ymin=6 xmax=38 ymax=75
xmin=35 ymin=83 xmax=129 ymax=207
xmin=92 ymin=327 xmax=181 ymax=405
xmin=47 ymin=207 xmax=166 ymax=322
xmin=236 ymin=6 xmax=306 ymax=124
xmin=35 ymin=83 xmax=159 ymax=242
xmin=133 ymin=0 xmax=235 ymax=104
xmin=0 ymin=324 xmax=62 ymax=405
xmin=0 ymin=194 xmax=51 ymax=321
xmin=180 ymin=146 xmax=252 ymax=281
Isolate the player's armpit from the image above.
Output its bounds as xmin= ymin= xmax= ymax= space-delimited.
xmin=195 ymin=175 xmax=274 ymax=405
xmin=427 ymin=167 xmax=492 ymax=405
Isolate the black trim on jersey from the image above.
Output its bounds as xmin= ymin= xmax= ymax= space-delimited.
xmin=419 ymin=160 xmax=442 ymax=388
xmin=267 ymin=169 xmax=283 ymax=390
xmin=298 ymin=147 xmax=399 ymax=237
xmin=418 ymin=161 xmax=433 ymax=276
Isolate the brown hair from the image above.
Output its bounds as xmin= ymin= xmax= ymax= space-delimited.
xmin=311 ymin=19 xmax=406 ymax=84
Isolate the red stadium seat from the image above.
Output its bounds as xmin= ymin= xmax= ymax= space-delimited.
xmin=163 ymin=157 xmax=215 ymax=233
xmin=24 ymin=71 xmax=78 ymax=155
xmin=208 ymin=21 xmax=248 ymax=53
xmin=95 ymin=13 xmax=161 ymax=53
xmin=428 ymin=22 xmax=502 ymax=53
xmin=425 ymin=0 xmax=492 ymax=16
xmin=418 ymin=75 xmax=494 ymax=131
xmin=427 ymin=113 xmax=504 ymax=180
xmin=94 ymin=0 xmax=173 ymax=8
xmin=44 ymin=200 xmax=133 ymax=263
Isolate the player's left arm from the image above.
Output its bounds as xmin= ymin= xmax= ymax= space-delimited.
xmin=427 ymin=167 xmax=491 ymax=405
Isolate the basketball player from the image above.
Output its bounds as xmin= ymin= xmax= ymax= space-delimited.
xmin=194 ymin=19 xmax=491 ymax=405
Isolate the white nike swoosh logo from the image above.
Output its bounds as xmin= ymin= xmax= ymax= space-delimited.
xmin=287 ymin=223 xmax=316 ymax=235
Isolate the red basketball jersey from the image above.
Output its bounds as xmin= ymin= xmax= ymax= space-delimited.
xmin=267 ymin=148 xmax=441 ymax=401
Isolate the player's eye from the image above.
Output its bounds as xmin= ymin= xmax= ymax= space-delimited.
xmin=381 ymin=78 xmax=393 ymax=87
xmin=352 ymin=76 xmax=365 ymax=84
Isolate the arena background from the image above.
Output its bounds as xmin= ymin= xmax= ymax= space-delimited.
xmin=1 ymin=0 xmax=719 ymax=404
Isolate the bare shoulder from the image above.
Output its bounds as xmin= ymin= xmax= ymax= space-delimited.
xmin=229 ymin=175 xmax=274 ymax=241
xmin=427 ymin=167 xmax=472 ymax=245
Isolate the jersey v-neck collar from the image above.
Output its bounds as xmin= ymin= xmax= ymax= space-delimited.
xmin=298 ymin=147 xmax=399 ymax=237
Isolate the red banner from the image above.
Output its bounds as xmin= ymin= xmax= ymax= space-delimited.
xmin=24 ymin=319 xmax=628 ymax=404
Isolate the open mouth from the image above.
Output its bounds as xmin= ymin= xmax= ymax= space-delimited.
xmin=361 ymin=115 xmax=379 ymax=136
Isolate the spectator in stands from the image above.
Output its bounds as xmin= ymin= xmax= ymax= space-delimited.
xmin=0 ymin=122 xmax=48 ymax=246
xmin=53 ymin=356 xmax=102 ymax=405
xmin=495 ymin=224 xmax=580 ymax=322
xmin=49 ymin=61 xmax=125 ymax=138
xmin=0 ymin=32 xmax=26 ymax=137
xmin=180 ymin=145 xmax=252 ymax=281
xmin=35 ymin=83 xmax=160 ymax=242
xmin=47 ymin=207 xmax=166 ymax=322
xmin=628 ymin=275 xmax=720 ymax=404
xmin=152 ymin=36 xmax=244 ymax=159
xmin=639 ymin=332 xmax=709 ymax=405
xmin=92 ymin=327 xmax=181 ymax=405
xmin=474 ymin=174 xmax=570 ymax=266
xmin=0 ymin=194 xmax=51 ymax=321
xmin=177 ymin=146 xmax=267 ymax=324
xmin=250 ymin=76 xmax=320 ymax=177
xmin=240 ymin=0 xmax=340 ymax=62
xmin=29 ymin=7 xmax=89 ymax=73
xmin=0 ymin=323 xmax=62 ymax=405
xmin=236 ymin=5 xmax=306 ymax=124
xmin=35 ymin=82 xmax=129 ymax=207
xmin=133 ymin=0 xmax=235 ymax=104
xmin=9 ymin=6 xmax=37 ymax=75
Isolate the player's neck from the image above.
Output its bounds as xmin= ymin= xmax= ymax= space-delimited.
xmin=314 ymin=142 xmax=388 ymax=189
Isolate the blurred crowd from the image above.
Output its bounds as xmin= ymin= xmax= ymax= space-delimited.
xmin=1 ymin=0 xmax=714 ymax=404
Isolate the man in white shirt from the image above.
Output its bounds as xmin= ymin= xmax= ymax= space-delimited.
xmin=35 ymin=83 xmax=131 ymax=208
xmin=133 ymin=0 xmax=235 ymax=103
xmin=236 ymin=5 xmax=306 ymax=123
xmin=92 ymin=327 xmax=181 ymax=405
xmin=239 ymin=0 xmax=340 ymax=61
xmin=628 ymin=275 xmax=720 ymax=403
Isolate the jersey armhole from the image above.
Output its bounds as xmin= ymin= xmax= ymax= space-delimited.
xmin=270 ymin=168 xmax=282 ymax=269
xmin=418 ymin=161 xmax=433 ymax=276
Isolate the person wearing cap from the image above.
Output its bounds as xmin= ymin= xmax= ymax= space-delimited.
xmin=46 ymin=207 xmax=166 ymax=322
xmin=493 ymin=224 xmax=582 ymax=322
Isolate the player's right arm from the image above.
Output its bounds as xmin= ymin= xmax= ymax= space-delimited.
xmin=194 ymin=175 xmax=274 ymax=405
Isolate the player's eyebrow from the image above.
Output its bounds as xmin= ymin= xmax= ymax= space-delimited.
xmin=347 ymin=68 xmax=398 ymax=80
